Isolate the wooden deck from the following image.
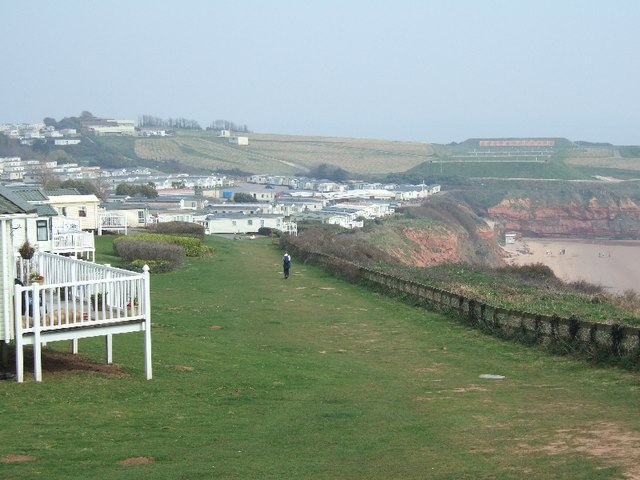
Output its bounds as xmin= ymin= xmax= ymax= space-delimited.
xmin=13 ymin=253 xmax=151 ymax=382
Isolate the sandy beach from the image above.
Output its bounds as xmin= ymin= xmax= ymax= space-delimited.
xmin=504 ymin=238 xmax=640 ymax=295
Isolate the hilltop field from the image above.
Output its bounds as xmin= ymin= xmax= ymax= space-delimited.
xmin=91 ymin=131 xmax=640 ymax=180
xmin=101 ymin=130 xmax=434 ymax=176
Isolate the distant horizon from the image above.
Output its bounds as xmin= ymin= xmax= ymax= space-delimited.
xmin=1 ymin=115 xmax=636 ymax=147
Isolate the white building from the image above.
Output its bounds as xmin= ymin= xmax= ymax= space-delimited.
xmin=45 ymin=189 xmax=102 ymax=231
xmin=88 ymin=120 xmax=136 ymax=136
xmin=54 ymin=139 xmax=81 ymax=146
xmin=200 ymin=213 xmax=295 ymax=235
xmin=229 ymin=136 xmax=249 ymax=146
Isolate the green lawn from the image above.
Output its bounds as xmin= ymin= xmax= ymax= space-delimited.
xmin=1 ymin=236 xmax=639 ymax=479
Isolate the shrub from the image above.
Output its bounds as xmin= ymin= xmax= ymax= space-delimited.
xmin=500 ymin=262 xmax=556 ymax=281
xmin=127 ymin=259 xmax=174 ymax=274
xmin=149 ymin=221 xmax=205 ymax=240
xmin=127 ymin=233 xmax=212 ymax=257
xmin=114 ymin=238 xmax=185 ymax=270
xmin=258 ymin=227 xmax=282 ymax=237
xmin=281 ymin=225 xmax=395 ymax=266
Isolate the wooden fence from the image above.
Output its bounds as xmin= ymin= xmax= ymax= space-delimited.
xmin=290 ymin=248 xmax=640 ymax=361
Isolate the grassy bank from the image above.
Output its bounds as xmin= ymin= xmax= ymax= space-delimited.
xmin=1 ymin=236 xmax=640 ymax=479
xmin=382 ymin=262 xmax=640 ymax=326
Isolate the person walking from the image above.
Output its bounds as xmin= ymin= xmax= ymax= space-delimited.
xmin=282 ymin=252 xmax=291 ymax=279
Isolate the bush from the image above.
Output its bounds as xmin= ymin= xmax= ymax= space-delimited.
xmin=128 ymin=233 xmax=212 ymax=257
xmin=149 ymin=221 xmax=205 ymax=240
xmin=258 ymin=227 xmax=282 ymax=237
xmin=281 ymin=225 xmax=395 ymax=265
xmin=500 ymin=262 xmax=556 ymax=281
xmin=113 ymin=238 xmax=185 ymax=270
xmin=125 ymin=259 xmax=174 ymax=274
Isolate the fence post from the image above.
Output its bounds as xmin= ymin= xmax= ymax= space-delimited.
xmin=32 ymin=284 xmax=42 ymax=382
xmin=14 ymin=284 xmax=24 ymax=383
xmin=143 ymin=265 xmax=153 ymax=380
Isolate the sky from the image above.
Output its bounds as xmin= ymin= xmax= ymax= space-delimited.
xmin=2 ymin=0 xmax=639 ymax=145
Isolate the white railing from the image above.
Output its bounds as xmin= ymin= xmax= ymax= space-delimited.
xmin=53 ymin=217 xmax=81 ymax=233
xmin=98 ymin=214 xmax=127 ymax=235
xmin=13 ymin=252 xmax=151 ymax=383
xmin=52 ymin=231 xmax=95 ymax=259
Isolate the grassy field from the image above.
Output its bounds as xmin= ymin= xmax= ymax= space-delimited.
xmin=91 ymin=130 xmax=640 ymax=180
xmin=2 ymin=236 xmax=640 ymax=479
xmin=128 ymin=130 xmax=433 ymax=175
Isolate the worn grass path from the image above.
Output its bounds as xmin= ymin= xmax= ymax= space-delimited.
xmin=1 ymin=236 xmax=640 ymax=479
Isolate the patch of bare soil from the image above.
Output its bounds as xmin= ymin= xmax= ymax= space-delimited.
xmin=174 ymin=365 xmax=194 ymax=371
xmin=1 ymin=455 xmax=37 ymax=463
xmin=542 ymin=422 xmax=640 ymax=479
xmin=452 ymin=385 xmax=489 ymax=393
xmin=7 ymin=347 xmax=126 ymax=377
xmin=119 ymin=456 xmax=155 ymax=465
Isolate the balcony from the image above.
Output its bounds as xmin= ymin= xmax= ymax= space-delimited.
xmin=52 ymin=231 xmax=96 ymax=260
xmin=98 ymin=213 xmax=128 ymax=235
xmin=12 ymin=252 xmax=151 ymax=383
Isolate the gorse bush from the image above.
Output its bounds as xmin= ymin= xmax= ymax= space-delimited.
xmin=113 ymin=238 xmax=185 ymax=271
xmin=149 ymin=221 xmax=205 ymax=240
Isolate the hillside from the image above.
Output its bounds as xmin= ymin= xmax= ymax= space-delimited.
xmin=290 ymin=197 xmax=506 ymax=268
xmin=105 ymin=130 xmax=434 ymax=176
xmin=4 ymin=129 xmax=640 ymax=180
xmin=105 ymin=132 xmax=640 ymax=180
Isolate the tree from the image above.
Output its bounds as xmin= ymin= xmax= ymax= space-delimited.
xmin=308 ymin=163 xmax=350 ymax=182
xmin=115 ymin=182 xmax=158 ymax=198
xmin=233 ymin=193 xmax=256 ymax=203
xmin=140 ymin=182 xmax=158 ymax=198
xmin=60 ymin=179 xmax=108 ymax=201
xmin=30 ymin=164 xmax=62 ymax=190
xmin=43 ymin=117 xmax=58 ymax=128
xmin=31 ymin=139 xmax=51 ymax=154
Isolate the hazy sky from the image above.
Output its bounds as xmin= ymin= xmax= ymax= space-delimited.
xmin=2 ymin=0 xmax=639 ymax=144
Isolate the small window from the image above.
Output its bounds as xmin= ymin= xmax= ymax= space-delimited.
xmin=248 ymin=219 xmax=253 ymax=226
xmin=37 ymin=220 xmax=48 ymax=241
xmin=78 ymin=206 xmax=87 ymax=217
xmin=138 ymin=211 xmax=145 ymax=224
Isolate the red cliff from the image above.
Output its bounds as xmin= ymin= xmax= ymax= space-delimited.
xmin=488 ymin=197 xmax=640 ymax=237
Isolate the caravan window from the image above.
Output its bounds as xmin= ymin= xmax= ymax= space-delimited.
xmin=37 ymin=220 xmax=48 ymax=241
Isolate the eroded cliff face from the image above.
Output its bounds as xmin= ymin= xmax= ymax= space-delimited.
xmin=387 ymin=224 xmax=506 ymax=268
xmin=487 ymin=197 xmax=640 ymax=237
